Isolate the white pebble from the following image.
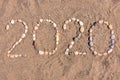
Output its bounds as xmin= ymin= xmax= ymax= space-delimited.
xmin=108 ymin=49 xmax=113 ymax=54
xmin=39 ymin=50 xmax=44 ymax=55
xmin=79 ymin=21 xmax=84 ymax=26
xmin=74 ymin=51 xmax=79 ymax=55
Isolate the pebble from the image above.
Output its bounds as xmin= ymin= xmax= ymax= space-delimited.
xmin=79 ymin=21 xmax=84 ymax=26
xmin=103 ymin=53 xmax=108 ymax=56
xmin=110 ymin=30 xmax=114 ymax=34
xmin=104 ymin=21 xmax=109 ymax=25
xmin=10 ymin=19 xmax=15 ymax=24
xmin=108 ymin=24 xmax=113 ymax=30
xmin=39 ymin=50 xmax=44 ymax=55
xmin=110 ymin=34 xmax=115 ymax=39
xmin=89 ymin=42 xmax=93 ymax=47
xmin=88 ymin=37 xmax=93 ymax=41
xmin=109 ymin=44 xmax=114 ymax=49
xmin=80 ymin=26 xmax=84 ymax=33
xmin=111 ymin=39 xmax=115 ymax=44
xmin=108 ymin=49 xmax=113 ymax=54
xmin=74 ymin=51 xmax=79 ymax=55
xmin=99 ymin=20 xmax=104 ymax=24
xmin=94 ymin=51 xmax=97 ymax=55
xmin=89 ymin=28 xmax=93 ymax=33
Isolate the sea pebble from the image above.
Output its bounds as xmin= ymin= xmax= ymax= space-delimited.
xmin=89 ymin=42 xmax=93 ymax=47
xmin=110 ymin=34 xmax=115 ymax=39
xmin=108 ymin=24 xmax=113 ymax=30
xmin=88 ymin=37 xmax=93 ymax=41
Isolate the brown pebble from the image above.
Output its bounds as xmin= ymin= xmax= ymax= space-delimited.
xmin=108 ymin=24 xmax=113 ymax=30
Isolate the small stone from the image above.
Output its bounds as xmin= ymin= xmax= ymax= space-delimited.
xmin=108 ymin=49 xmax=113 ymax=54
xmin=83 ymin=52 xmax=87 ymax=55
xmin=63 ymin=24 xmax=67 ymax=30
xmin=89 ymin=33 xmax=92 ymax=36
xmin=68 ymin=19 xmax=72 ymax=22
xmin=99 ymin=20 xmax=104 ymax=24
xmin=65 ymin=48 xmax=69 ymax=52
xmin=49 ymin=52 xmax=52 ymax=55
xmin=39 ymin=50 xmax=44 ymax=55
xmin=45 ymin=51 xmax=49 ymax=55
xmin=110 ymin=34 xmax=115 ymax=39
xmin=6 ymin=25 xmax=9 ymax=30
xmin=18 ymin=19 xmax=22 ymax=22
xmin=110 ymin=30 xmax=114 ymax=34
xmin=10 ymin=55 xmax=15 ymax=58
xmin=71 ymin=18 xmax=76 ymax=21
xmin=53 ymin=23 xmax=57 ymax=28
xmin=40 ymin=19 xmax=43 ymax=22
xmin=74 ymin=51 xmax=79 ymax=55
xmin=89 ymin=42 xmax=93 ymax=47
xmin=22 ymin=34 xmax=26 ymax=38
xmin=109 ymin=45 xmax=114 ymax=49
xmin=104 ymin=21 xmax=109 ymax=25
xmin=89 ymin=28 xmax=93 ymax=33
xmin=14 ymin=55 xmax=18 ymax=58
xmin=79 ymin=21 xmax=84 ymax=26
xmin=71 ymin=41 xmax=75 ymax=45
xmin=80 ymin=26 xmax=84 ymax=33
xmin=98 ymin=53 xmax=102 ymax=56
xmin=79 ymin=52 xmax=82 ymax=55
xmin=108 ymin=24 xmax=113 ymax=30
xmin=88 ymin=37 xmax=93 ymax=41
xmin=65 ymin=20 xmax=69 ymax=24
xmin=69 ymin=44 xmax=73 ymax=49
xmin=65 ymin=52 xmax=69 ymax=55
xmin=90 ymin=47 xmax=94 ymax=51
xmin=76 ymin=19 xmax=79 ymax=22
xmin=11 ymin=20 xmax=15 ymax=24
xmin=94 ymin=51 xmax=97 ymax=55
xmin=111 ymin=39 xmax=115 ymax=44
xmin=103 ymin=53 xmax=108 ymax=56
xmin=77 ymin=34 xmax=81 ymax=39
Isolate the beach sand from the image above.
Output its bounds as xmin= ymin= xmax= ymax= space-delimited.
xmin=0 ymin=0 xmax=120 ymax=80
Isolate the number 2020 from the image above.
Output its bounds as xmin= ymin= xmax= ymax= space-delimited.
xmin=4 ymin=18 xmax=115 ymax=59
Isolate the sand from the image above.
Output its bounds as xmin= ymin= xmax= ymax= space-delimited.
xmin=0 ymin=0 xmax=120 ymax=80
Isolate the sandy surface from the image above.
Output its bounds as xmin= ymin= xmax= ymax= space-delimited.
xmin=0 ymin=0 xmax=120 ymax=80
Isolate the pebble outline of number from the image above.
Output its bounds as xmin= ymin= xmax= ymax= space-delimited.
xmin=63 ymin=18 xmax=87 ymax=55
xmin=88 ymin=20 xmax=115 ymax=56
xmin=32 ymin=19 xmax=59 ymax=55
xmin=5 ymin=19 xmax=28 ymax=58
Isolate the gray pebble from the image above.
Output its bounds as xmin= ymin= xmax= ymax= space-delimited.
xmin=110 ymin=35 xmax=115 ymax=39
xmin=89 ymin=42 xmax=93 ymax=47
xmin=88 ymin=37 xmax=93 ymax=41
xmin=111 ymin=39 xmax=115 ymax=44
xmin=109 ymin=44 xmax=114 ymax=49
